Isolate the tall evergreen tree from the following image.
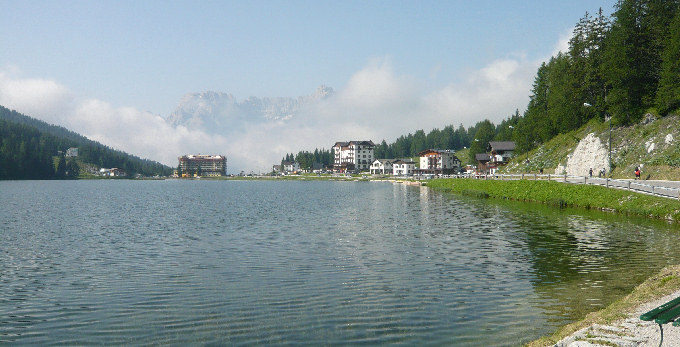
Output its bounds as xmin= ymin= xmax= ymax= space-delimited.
xmin=656 ymin=8 xmax=680 ymax=115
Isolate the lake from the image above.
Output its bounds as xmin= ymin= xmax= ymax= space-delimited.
xmin=1 ymin=179 xmax=679 ymax=346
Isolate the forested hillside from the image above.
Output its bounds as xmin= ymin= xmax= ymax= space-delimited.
xmin=278 ymin=1 xmax=680 ymax=171
xmin=0 ymin=106 xmax=172 ymax=179
xmin=513 ymin=0 xmax=680 ymax=153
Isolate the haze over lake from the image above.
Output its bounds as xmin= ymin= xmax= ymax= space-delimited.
xmin=2 ymin=180 xmax=679 ymax=345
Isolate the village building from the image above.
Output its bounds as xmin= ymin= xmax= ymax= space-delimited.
xmin=282 ymin=161 xmax=300 ymax=173
xmin=417 ymin=149 xmax=461 ymax=175
xmin=370 ymin=159 xmax=393 ymax=175
xmin=332 ymin=140 xmax=375 ymax=172
xmin=178 ymin=154 xmax=227 ymax=177
xmin=65 ymin=147 xmax=79 ymax=157
xmin=392 ymin=159 xmax=416 ymax=176
xmin=99 ymin=168 xmax=126 ymax=177
xmin=475 ymin=153 xmax=492 ymax=174
xmin=487 ymin=141 xmax=516 ymax=165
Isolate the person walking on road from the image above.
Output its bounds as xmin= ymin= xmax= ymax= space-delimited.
xmin=589 ymin=168 xmax=593 ymax=177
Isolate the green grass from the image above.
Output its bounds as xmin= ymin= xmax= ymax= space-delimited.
xmin=427 ymin=178 xmax=680 ymax=222
xmin=500 ymin=114 xmax=680 ymax=180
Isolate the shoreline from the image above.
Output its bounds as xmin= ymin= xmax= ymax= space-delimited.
xmin=525 ymin=265 xmax=680 ymax=346
xmin=426 ymin=178 xmax=680 ymax=223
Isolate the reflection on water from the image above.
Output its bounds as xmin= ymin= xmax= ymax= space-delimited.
xmin=1 ymin=180 xmax=679 ymax=346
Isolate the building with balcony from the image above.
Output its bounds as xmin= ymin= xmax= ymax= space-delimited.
xmin=332 ymin=140 xmax=375 ymax=172
xmin=178 ymin=154 xmax=227 ymax=177
xmin=417 ymin=149 xmax=461 ymax=175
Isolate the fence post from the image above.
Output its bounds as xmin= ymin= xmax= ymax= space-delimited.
xmin=584 ymin=176 xmax=587 ymax=184
xmin=564 ymin=174 xmax=567 ymax=182
xmin=522 ymin=173 xmax=524 ymax=180
xmin=548 ymin=174 xmax=551 ymax=181
xmin=628 ymin=181 xmax=631 ymax=190
xmin=534 ymin=174 xmax=537 ymax=180
xmin=606 ymin=178 xmax=609 ymax=188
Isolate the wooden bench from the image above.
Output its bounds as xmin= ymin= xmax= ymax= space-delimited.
xmin=640 ymin=296 xmax=680 ymax=346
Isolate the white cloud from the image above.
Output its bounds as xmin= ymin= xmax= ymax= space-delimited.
xmin=551 ymin=28 xmax=573 ymax=57
xmin=0 ymin=49 xmax=541 ymax=173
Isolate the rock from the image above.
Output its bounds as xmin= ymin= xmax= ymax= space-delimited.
xmin=666 ymin=133 xmax=674 ymax=145
xmin=560 ymin=133 xmax=609 ymax=176
xmin=641 ymin=113 xmax=657 ymax=125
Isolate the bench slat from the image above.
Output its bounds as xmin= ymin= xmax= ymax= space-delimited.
xmin=640 ymin=296 xmax=680 ymax=321
xmin=655 ymin=305 xmax=680 ymax=325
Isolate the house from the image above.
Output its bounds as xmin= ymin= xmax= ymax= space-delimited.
xmin=282 ymin=161 xmax=300 ymax=173
xmin=392 ymin=159 xmax=416 ymax=176
xmin=332 ymin=140 xmax=375 ymax=172
xmin=99 ymin=168 xmax=126 ymax=177
xmin=370 ymin=159 xmax=393 ymax=175
xmin=65 ymin=147 xmax=79 ymax=157
xmin=475 ymin=153 xmax=491 ymax=174
xmin=487 ymin=141 xmax=515 ymax=165
xmin=178 ymin=154 xmax=227 ymax=176
xmin=272 ymin=165 xmax=282 ymax=173
xmin=417 ymin=149 xmax=461 ymax=175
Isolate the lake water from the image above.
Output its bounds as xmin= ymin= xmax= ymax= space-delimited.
xmin=2 ymin=179 xmax=680 ymax=346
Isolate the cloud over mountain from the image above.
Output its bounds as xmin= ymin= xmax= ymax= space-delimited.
xmin=0 ymin=53 xmax=538 ymax=173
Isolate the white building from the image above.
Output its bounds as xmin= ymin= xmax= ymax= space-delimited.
xmin=418 ymin=149 xmax=461 ymax=175
xmin=392 ymin=159 xmax=416 ymax=176
xmin=332 ymin=140 xmax=375 ymax=172
xmin=370 ymin=159 xmax=393 ymax=175
xmin=282 ymin=161 xmax=300 ymax=173
xmin=65 ymin=147 xmax=79 ymax=157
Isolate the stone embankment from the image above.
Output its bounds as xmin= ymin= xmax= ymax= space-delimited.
xmin=555 ymin=133 xmax=609 ymax=176
xmin=554 ymin=290 xmax=680 ymax=347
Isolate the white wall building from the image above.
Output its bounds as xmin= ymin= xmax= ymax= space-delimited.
xmin=282 ymin=161 xmax=300 ymax=173
xmin=370 ymin=159 xmax=393 ymax=175
xmin=418 ymin=149 xmax=461 ymax=175
xmin=392 ymin=159 xmax=416 ymax=176
xmin=332 ymin=140 xmax=375 ymax=172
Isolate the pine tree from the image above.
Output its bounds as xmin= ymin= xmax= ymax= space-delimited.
xmin=656 ymin=8 xmax=680 ymax=115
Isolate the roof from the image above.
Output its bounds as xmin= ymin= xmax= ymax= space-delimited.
xmin=393 ymin=159 xmax=415 ymax=164
xmin=417 ymin=149 xmax=456 ymax=156
xmin=488 ymin=141 xmax=516 ymax=151
xmin=372 ymin=159 xmax=393 ymax=164
xmin=334 ymin=140 xmax=374 ymax=147
xmin=349 ymin=140 xmax=375 ymax=146
xmin=475 ymin=153 xmax=491 ymax=161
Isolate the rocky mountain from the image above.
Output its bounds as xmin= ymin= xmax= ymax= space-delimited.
xmin=166 ymin=85 xmax=334 ymax=132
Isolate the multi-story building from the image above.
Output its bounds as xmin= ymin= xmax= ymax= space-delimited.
xmin=487 ymin=141 xmax=516 ymax=165
xmin=282 ymin=161 xmax=300 ymax=173
xmin=392 ymin=159 xmax=416 ymax=176
xmin=332 ymin=140 xmax=375 ymax=172
xmin=417 ymin=149 xmax=461 ymax=175
xmin=178 ymin=154 xmax=227 ymax=177
xmin=370 ymin=159 xmax=393 ymax=175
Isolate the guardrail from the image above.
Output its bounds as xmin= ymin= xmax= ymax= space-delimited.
xmin=466 ymin=173 xmax=680 ymax=200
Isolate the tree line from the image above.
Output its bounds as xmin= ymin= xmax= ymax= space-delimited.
xmin=514 ymin=0 xmax=680 ymax=153
xmin=0 ymin=106 xmax=172 ymax=179
xmin=285 ymin=1 xmax=680 ymax=170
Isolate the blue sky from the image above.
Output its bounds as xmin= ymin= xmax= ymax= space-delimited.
xmin=0 ymin=0 xmax=617 ymax=170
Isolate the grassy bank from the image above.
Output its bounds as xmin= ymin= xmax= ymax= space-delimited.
xmin=426 ymin=178 xmax=680 ymax=222
xmin=524 ymin=264 xmax=680 ymax=346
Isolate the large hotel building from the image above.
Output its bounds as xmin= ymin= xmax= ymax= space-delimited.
xmin=178 ymin=154 xmax=227 ymax=176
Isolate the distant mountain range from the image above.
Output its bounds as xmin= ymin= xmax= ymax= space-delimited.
xmin=166 ymin=85 xmax=333 ymax=132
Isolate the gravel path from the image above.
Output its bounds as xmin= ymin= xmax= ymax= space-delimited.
xmin=554 ymin=290 xmax=680 ymax=347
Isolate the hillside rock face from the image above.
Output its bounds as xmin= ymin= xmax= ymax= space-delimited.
xmin=558 ymin=133 xmax=609 ymax=176
xmin=166 ymin=85 xmax=334 ymax=134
